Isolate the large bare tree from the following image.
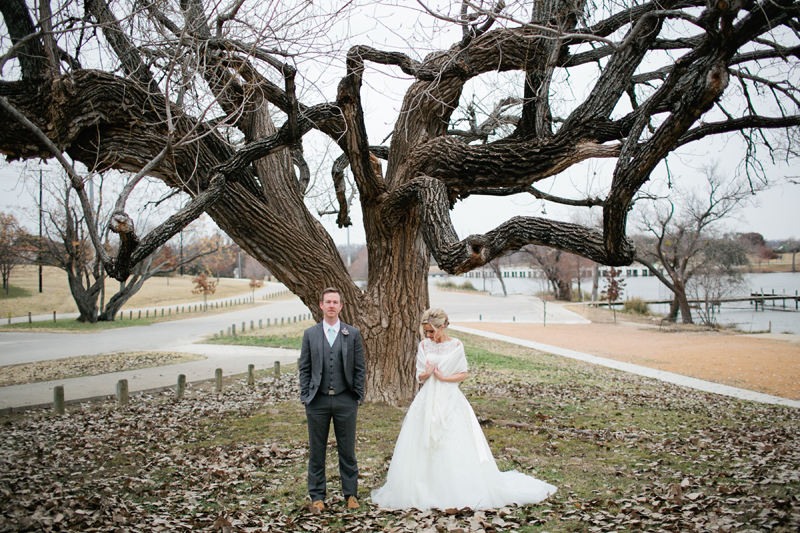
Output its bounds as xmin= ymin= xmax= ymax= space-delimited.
xmin=1 ymin=0 xmax=798 ymax=401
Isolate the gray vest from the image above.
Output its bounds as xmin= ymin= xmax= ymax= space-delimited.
xmin=319 ymin=331 xmax=347 ymax=396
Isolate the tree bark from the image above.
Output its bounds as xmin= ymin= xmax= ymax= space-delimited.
xmin=671 ymin=281 xmax=694 ymax=324
xmin=66 ymin=269 xmax=102 ymax=323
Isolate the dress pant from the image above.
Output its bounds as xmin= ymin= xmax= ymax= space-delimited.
xmin=305 ymin=390 xmax=359 ymax=500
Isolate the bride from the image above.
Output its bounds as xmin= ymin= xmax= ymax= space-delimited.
xmin=371 ymin=308 xmax=557 ymax=510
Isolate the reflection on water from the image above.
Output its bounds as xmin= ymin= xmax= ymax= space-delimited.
xmin=431 ymin=272 xmax=800 ymax=334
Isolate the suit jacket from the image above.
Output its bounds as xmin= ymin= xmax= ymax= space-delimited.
xmin=299 ymin=321 xmax=366 ymax=404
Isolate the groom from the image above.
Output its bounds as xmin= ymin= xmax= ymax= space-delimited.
xmin=299 ymin=287 xmax=366 ymax=511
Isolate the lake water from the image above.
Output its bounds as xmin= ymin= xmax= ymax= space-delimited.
xmin=433 ymin=272 xmax=800 ymax=334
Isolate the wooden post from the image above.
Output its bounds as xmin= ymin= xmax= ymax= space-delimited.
xmin=220 ymin=330 xmax=224 ymax=338
xmin=274 ymin=361 xmax=281 ymax=377
xmin=215 ymin=368 xmax=223 ymax=393
xmin=53 ymin=311 xmax=56 ymax=323
xmin=177 ymin=374 xmax=186 ymax=399
xmin=242 ymin=321 xmax=246 ymax=333
xmin=116 ymin=379 xmax=129 ymax=406
xmin=248 ymin=364 xmax=255 ymax=387
xmin=250 ymin=320 xmax=254 ymax=331
xmin=53 ymin=385 xmax=65 ymax=415
xmin=28 ymin=312 xmax=31 ymax=323
xmin=258 ymin=319 xmax=262 ymax=329
xmin=232 ymin=324 xmax=236 ymax=338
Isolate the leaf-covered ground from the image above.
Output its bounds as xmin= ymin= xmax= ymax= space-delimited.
xmin=0 ymin=333 xmax=798 ymax=532
xmin=0 ymin=352 xmax=205 ymax=387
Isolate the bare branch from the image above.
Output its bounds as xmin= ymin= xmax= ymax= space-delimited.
xmin=676 ymin=116 xmax=800 ymax=147
xmin=216 ymin=0 xmax=247 ymax=37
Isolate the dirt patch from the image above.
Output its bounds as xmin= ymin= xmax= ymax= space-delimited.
xmin=456 ymin=309 xmax=800 ymax=400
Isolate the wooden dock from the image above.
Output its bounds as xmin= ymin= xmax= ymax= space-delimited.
xmin=600 ymin=291 xmax=800 ymax=311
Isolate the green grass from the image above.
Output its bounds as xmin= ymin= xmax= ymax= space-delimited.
xmin=206 ymin=333 xmax=303 ymax=350
xmin=204 ymin=319 xmax=313 ymax=349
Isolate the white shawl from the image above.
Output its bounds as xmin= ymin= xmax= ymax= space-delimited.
xmin=413 ymin=339 xmax=486 ymax=460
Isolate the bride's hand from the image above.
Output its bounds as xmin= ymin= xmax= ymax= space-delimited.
xmin=432 ymin=367 xmax=444 ymax=380
xmin=425 ymin=361 xmax=436 ymax=375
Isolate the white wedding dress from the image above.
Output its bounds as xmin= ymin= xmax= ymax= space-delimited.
xmin=371 ymin=338 xmax=557 ymax=510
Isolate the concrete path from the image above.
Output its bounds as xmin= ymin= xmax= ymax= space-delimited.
xmin=450 ymin=325 xmax=800 ymax=409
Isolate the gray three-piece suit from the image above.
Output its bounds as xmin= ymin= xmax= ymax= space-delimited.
xmin=298 ymin=320 xmax=366 ymax=501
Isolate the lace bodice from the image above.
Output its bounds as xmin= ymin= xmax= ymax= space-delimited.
xmin=420 ymin=338 xmax=461 ymax=356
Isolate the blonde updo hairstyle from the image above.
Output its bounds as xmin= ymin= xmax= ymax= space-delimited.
xmin=419 ymin=308 xmax=450 ymax=339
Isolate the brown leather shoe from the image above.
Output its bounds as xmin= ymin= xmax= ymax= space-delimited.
xmin=310 ymin=500 xmax=325 ymax=513
xmin=346 ymin=495 xmax=359 ymax=509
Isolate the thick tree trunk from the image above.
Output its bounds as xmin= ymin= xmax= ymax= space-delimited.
xmin=677 ymin=293 xmax=694 ymax=324
xmin=672 ymin=281 xmax=694 ymax=324
xmin=66 ymin=271 xmax=102 ymax=323
xmin=668 ymin=296 xmax=680 ymax=321
xmin=357 ymin=254 xmax=429 ymax=403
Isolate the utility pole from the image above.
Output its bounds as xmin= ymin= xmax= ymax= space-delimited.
xmin=180 ymin=231 xmax=184 ymax=276
xmin=38 ymin=169 xmax=42 ymax=293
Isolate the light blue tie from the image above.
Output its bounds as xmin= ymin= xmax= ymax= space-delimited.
xmin=327 ymin=327 xmax=336 ymax=346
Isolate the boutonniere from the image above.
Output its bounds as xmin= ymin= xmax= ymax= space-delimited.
xmin=341 ymin=328 xmax=349 ymax=336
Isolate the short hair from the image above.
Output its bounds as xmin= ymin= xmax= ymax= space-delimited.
xmin=419 ymin=308 xmax=449 ymax=337
xmin=320 ymin=287 xmax=343 ymax=303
